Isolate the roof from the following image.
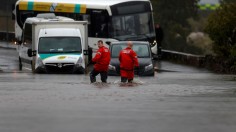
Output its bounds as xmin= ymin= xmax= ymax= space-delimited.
xmin=17 ymin=0 xmax=151 ymax=14
xmin=25 ymin=15 xmax=74 ymax=24
xmin=17 ymin=0 xmax=150 ymax=7
xmin=111 ymin=41 xmax=149 ymax=45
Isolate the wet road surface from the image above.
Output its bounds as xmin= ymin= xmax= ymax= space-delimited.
xmin=1 ymin=48 xmax=236 ymax=132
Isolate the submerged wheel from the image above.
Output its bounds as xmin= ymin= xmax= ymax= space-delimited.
xmin=31 ymin=61 xmax=36 ymax=73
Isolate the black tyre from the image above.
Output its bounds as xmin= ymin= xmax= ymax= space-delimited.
xmin=151 ymin=72 xmax=155 ymax=76
xmin=19 ymin=57 xmax=22 ymax=71
xmin=31 ymin=61 xmax=35 ymax=73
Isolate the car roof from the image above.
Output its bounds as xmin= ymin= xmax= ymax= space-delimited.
xmin=110 ymin=41 xmax=149 ymax=45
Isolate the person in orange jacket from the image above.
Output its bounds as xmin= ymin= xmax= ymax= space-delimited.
xmin=119 ymin=41 xmax=139 ymax=83
xmin=90 ymin=40 xmax=111 ymax=83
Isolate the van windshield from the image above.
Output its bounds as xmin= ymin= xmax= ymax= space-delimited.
xmin=111 ymin=43 xmax=150 ymax=58
xmin=38 ymin=37 xmax=82 ymax=53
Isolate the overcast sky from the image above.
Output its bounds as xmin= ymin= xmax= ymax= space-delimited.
xmin=199 ymin=0 xmax=219 ymax=4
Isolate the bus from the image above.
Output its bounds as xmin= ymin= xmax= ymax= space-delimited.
xmin=13 ymin=0 xmax=157 ymax=58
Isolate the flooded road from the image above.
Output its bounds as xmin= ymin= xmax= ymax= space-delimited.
xmin=1 ymin=48 xmax=236 ymax=132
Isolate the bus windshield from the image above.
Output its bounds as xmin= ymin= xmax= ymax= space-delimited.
xmin=110 ymin=12 xmax=155 ymax=41
xmin=38 ymin=37 xmax=82 ymax=54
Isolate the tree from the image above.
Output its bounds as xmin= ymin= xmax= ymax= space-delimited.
xmin=205 ymin=1 xmax=236 ymax=58
xmin=151 ymin=0 xmax=200 ymax=52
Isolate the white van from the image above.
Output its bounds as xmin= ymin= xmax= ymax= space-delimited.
xmin=18 ymin=14 xmax=88 ymax=73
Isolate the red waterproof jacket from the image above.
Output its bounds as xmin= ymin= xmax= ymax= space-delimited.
xmin=119 ymin=47 xmax=139 ymax=70
xmin=92 ymin=46 xmax=111 ymax=72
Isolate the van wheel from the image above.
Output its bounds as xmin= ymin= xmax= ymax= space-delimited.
xmin=31 ymin=61 xmax=35 ymax=73
xmin=151 ymin=72 xmax=155 ymax=76
xmin=19 ymin=57 xmax=22 ymax=71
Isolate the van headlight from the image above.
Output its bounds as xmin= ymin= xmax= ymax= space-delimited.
xmin=150 ymin=40 xmax=157 ymax=47
xmin=145 ymin=63 xmax=153 ymax=71
xmin=37 ymin=57 xmax=45 ymax=68
xmin=109 ymin=64 xmax=116 ymax=71
xmin=76 ymin=56 xmax=83 ymax=66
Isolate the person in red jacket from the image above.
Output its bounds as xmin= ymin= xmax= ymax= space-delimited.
xmin=90 ymin=40 xmax=111 ymax=83
xmin=119 ymin=41 xmax=139 ymax=83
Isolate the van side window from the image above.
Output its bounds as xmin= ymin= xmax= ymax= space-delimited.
xmin=23 ymin=23 xmax=32 ymax=47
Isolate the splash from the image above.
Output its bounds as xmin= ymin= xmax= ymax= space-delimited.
xmin=115 ymin=79 xmax=145 ymax=87
xmin=90 ymin=82 xmax=111 ymax=89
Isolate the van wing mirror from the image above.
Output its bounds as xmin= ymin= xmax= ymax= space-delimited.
xmin=83 ymin=50 xmax=89 ymax=55
xmin=27 ymin=49 xmax=36 ymax=57
xmin=106 ymin=41 xmax=111 ymax=45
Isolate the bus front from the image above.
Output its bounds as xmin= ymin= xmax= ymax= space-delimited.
xmin=109 ymin=1 xmax=156 ymax=54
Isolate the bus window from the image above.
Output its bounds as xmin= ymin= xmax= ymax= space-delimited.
xmin=82 ymin=15 xmax=90 ymax=24
xmin=23 ymin=23 xmax=32 ymax=47
xmin=111 ymin=17 xmax=124 ymax=37
xmin=18 ymin=11 xmax=35 ymax=28
xmin=125 ymin=16 xmax=135 ymax=34
xmin=110 ymin=12 xmax=154 ymax=40
xmin=111 ymin=15 xmax=137 ymax=37
xmin=139 ymin=13 xmax=149 ymax=34
xmin=89 ymin=10 xmax=109 ymax=38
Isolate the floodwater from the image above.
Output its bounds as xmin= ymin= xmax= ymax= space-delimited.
xmin=1 ymin=47 xmax=236 ymax=132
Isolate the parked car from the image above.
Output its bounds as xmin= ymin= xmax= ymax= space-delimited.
xmin=108 ymin=41 xmax=155 ymax=76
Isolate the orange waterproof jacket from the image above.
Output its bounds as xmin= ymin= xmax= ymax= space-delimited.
xmin=119 ymin=47 xmax=139 ymax=71
xmin=92 ymin=46 xmax=111 ymax=72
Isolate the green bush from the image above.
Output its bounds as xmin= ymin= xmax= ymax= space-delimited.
xmin=205 ymin=2 xmax=236 ymax=58
xmin=151 ymin=0 xmax=200 ymax=53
